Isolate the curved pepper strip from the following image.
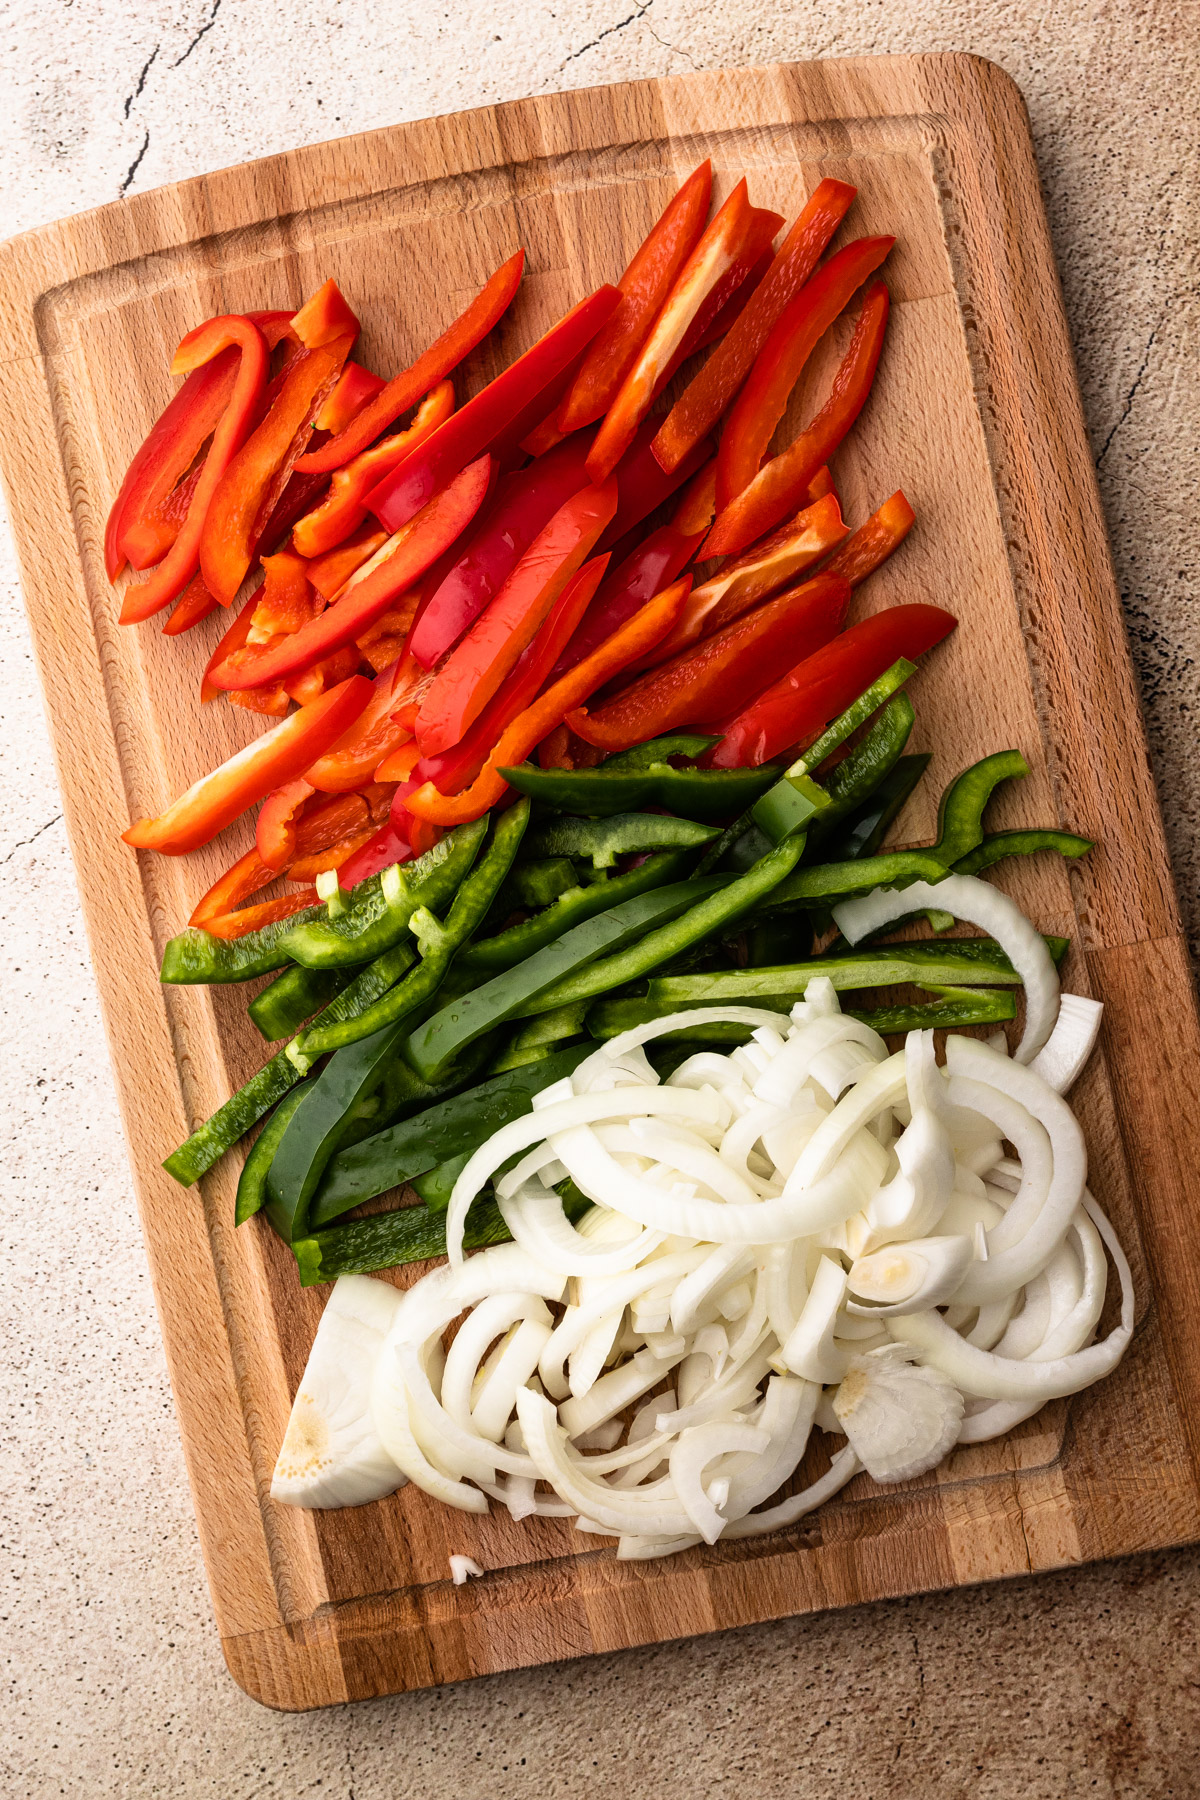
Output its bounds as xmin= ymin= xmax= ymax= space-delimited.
xmin=256 ymin=777 xmax=316 ymax=870
xmin=713 ymin=237 xmax=893 ymax=511
xmin=306 ymin=521 xmax=391 ymax=598
xmin=302 ymin=658 xmax=411 ymax=793
xmin=706 ymin=280 xmax=892 ymax=558
xmin=163 ymin=571 xmax=222 ymax=636
xmin=404 ymin=576 xmax=691 ymax=826
xmin=414 ymin=479 xmax=618 ymax=753
xmin=200 ymin=329 xmax=356 ymax=604
xmin=297 ymin=251 xmax=525 ymax=474
xmin=570 ymin=570 xmax=851 ymax=752
xmin=365 ymin=286 xmax=622 ymax=532
xmin=708 ymin=602 xmax=956 ymax=770
xmin=586 ymin=181 xmax=784 ymax=483
xmin=289 ymin=279 xmax=360 ymax=350
xmin=207 ymin=456 xmax=493 ymax=691
xmin=954 ymin=828 xmax=1093 ymax=876
xmin=190 ymin=845 xmax=280 ymax=925
xmin=119 ymin=316 xmax=270 ymax=623
xmin=123 ymin=675 xmax=372 ymax=855
xmin=555 ymin=160 xmax=713 ymax=433
xmin=821 ymin=489 xmax=915 ymax=586
xmin=291 ymin=381 xmax=455 ymax=559
xmin=596 ymin=416 xmax=712 ymax=555
xmin=551 ymin=514 xmax=705 ymax=677
xmin=804 ymin=693 xmax=916 ymax=850
xmin=652 ymin=178 xmax=858 ymax=473
xmin=523 ymin=811 xmax=717 ymax=867
xmin=828 ymin=753 xmax=931 ymax=862
xmin=929 ymin=749 xmax=1031 ymax=867
xmin=313 ymin=360 xmax=384 ymax=434
xmin=456 ymin=850 xmax=692 ymax=975
xmin=501 ymin=757 xmax=778 ymax=823
xmin=199 ymin=888 xmax=321 ymax=940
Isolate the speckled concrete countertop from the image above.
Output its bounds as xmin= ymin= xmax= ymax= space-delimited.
xmin=1 ymin=3 xmax=1196 ymax=1795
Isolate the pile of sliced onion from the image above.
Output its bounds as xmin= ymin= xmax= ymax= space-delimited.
xmin=275 ymin=892 xmax=1133 ymax=1562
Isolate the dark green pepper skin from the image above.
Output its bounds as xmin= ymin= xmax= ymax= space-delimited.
xmin=523 ymin=811 xmax=718 ymax=868
xmin=825 ymin=754 xmax=931 ymax=862
xmin=600 ymin=734 xmax=719 ymax=768
xmin=248 ymin=965 xmax=354 ymax=1041
xmin=293 ymin=1187 xmax=592 ymax=1285
xmin=612 ymin=986 xmax=1016 ymax=1046
xmin=930 ymin=749 xmax=1029 ymax=865
xmin=235 ymin=1086 xmax=310 ymax=1225
xmin=806 ymin=695 xmax=915 ymax=851
xmin=499 ymin=759 xmax=782 ymax=822
xmin=410 ymin=1152 xmax=473 ymax=1210
xmin=502 ymin=858 xmax=578 ymax=910
xmin=954 ymin=828 xmax=1092 ymax=875
xmin=309 ymin=1043 xmax=593 ymax=1225
xmin=160 ymin=906 xmax=325 ymax=985
xmin=754 ymin=846 xmax=949 ymax=913
xmin=456 ymin=851 xmax=692 ymax=975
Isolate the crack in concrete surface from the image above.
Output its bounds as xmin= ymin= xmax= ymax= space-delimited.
xmin=173 ymin=0 xmax=223 ymax=69
xmin=561 ymin=0 xmax=657 ymax=68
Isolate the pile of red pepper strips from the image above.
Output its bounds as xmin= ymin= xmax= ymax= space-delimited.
xmin=112 ymin=164 xmax=956 ymax=937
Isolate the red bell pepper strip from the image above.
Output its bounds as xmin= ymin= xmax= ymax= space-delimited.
xmin=122 ymin=674 xmax=372 ymax=854
xmin=586 ymin=183 xmax=783 ymax=483
xmin=229 ymin=686 xmax=291 ymax=719
xmin=199 ymin=887 xmax=321 ymax=940
xmin=820 ymin=489 xmax=915 ymax=585
xmin=283 ymin=787 xmax=392 ymax=882
xmin=414 ymin=476 xmax=618 ymax=754
xmin=409 ymin=427 xmax=598 ymax=669
xmin=538 ymin=724 xmax=574 ymax=769
xmin=596 ymin=417 xmax=713 ymax=554
xmin=119 ymin=316 xmax=269 ymax=623
xmin=806 ymin=465 xmax=836 ymax=503
xmin=417 ymin=554 xmax=609 ymax=795
xmin=190 ymin=845 xmax=280 ymax=926
xmin=706 ymin=601 xmax=957 ymax=769
xmin=200 ymin=588 xmax=262 ymax=703
xmin=567 ymin=570 xmax=850 ymax=753
xmin=256 ymin=777 xmax=315 ymax=870
xmin=291 ymin=381 xmax=455 ymax=559
xmin=306 ymin=521 xmax=391 ymax=599
xmin=206 ymin=455 xmax=492 ymax=691
xmin=200 ymin=329 xmax=355 ymax=604
xmin=355 ymin=597 xmax=421 ymax=674
xmin=405 ymin=577 xmax=690 ymax=825
xmin=705 ymin=280 xmax=892 ymax=557
xmin=251 ymin=548 xmax=324 ymax=637
xmin=297 ymin=251 xmax=524 ymax=474
xmin=314 ymin=361 xmax=386 ymax=435
xmin=555 ymin=160 xmax=713 ymax=435
xmin=163 ymin=571 xmax=221 ymax=636
xmin=365 ymin=286 xmax=622 ymax=532
xmin=337 ymin=820 xmax=414 ymax=887
xmin=714 ymin=238 xmax=894 ymax=514
xmin=302 ymin=658 xmax=414 ymax=793
xmin=290 ymin=280 xmax=361 ymax=351
xmin=652 ymin=179 xmax=858 ymax=473
xmin=285 ymin=644 xmax=362 ymax=707
xmin=637 ymin=489 xmax=848 ymax=668
xmin=374 ymin=741 xmax=421 ymax=783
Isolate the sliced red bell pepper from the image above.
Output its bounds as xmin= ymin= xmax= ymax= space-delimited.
xmin=409 ymin=427 xmax=598 ymax=669
xmin=306 ymin=521 xmax=391 ymax=598
xmin=636 ymin=489 xmax=848 ymax=668
xmin=705 ymin=280 xmax=892 ymax=557
xmin=414 ymin=476 xmax=618 ymax=754
xmin=568 ymin=570 xmax=850 ymax=752
xmin=416 ymin=553 xmax=608 ymax=795
xmin=374 ymin=741 xmax=421 ymax=783
xmin=256 ymin=469 xmax=331 ymax=557
xmin=289 ymin=279 xmax=360 ymax=350
xmin=119 ymin=316 xmax=269 ymax=624
xmin=806 ymin=465 xmax=836 ymax=503
xmin=585 ymin=182 xmax=783 ymax=483
xmin=714 ymin=238 xmax=894 ymax=513
xmin=190 ymin=845 xmax=280 ymax=926
xmin=555 ymin=160 xmax=713 ymax=435
xmin=355 ymin=598 xmax=421 ymax=674
xmin=297 ymin=251 xmax=525 ymax=474
xmin=285 ymin=644 xmax=362 ymax=707
xmin=123 ymin=674 xmax=372 ymax=854
xmin=538 ymin=723 xmax=574 ymax=769
xmin=200 ymin=328 xmax=355 ymax=604
xmin=820 ymin=490 xmax=915 ymax=585
xmin=291 ymin=381 xmax=455 ymax=559
xmin=314 ymin=360 xmax=386 ymax=435
xmin=163 ymin=571 xmax=221 ymax=636
xmin=206 ymin=455 xmax=492 ymax=691
xmin=282 ymin=787 xmax=389 ymax=881
xmin=337 ymin=820 xmax=414 ymax=887
xmin=365 ymin=286 xmax=622 ymax=532
xmin=200 ymin=888 xmax=321 ymax=940
xmin=652 ymin=179 xmax=858 ymax=473
xmin=596 ymin=416 xmax=713 ymax=554
xmin=303 ymin=658 xmax=414 ymax=793
xmin=251 ymin=548 xmax=324 ymax=638
xmin=229 ymin=685 xmax=291 ymax=718
xmin=706 ymin=601 xmax=957 ymax=769
xmin=256 ymin=777 xmax=315 ymax=870
xmin=406 ymin=576 xmax=691 ymax=825
xmin=200 ymin=587 xmax=262 ymax=703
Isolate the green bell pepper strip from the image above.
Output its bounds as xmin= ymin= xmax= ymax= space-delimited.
xmin=499 ymin=759 xmax=782 ymax=823
xmin=756 ymin=846 xmax=949 ymax=913
xmin=234 ymin=1086 xmax=311 ymax=1225
xmin=523 ymin=812 xmax=719 ymax=869
xmin=248 ymin=964 xmax=358 ymax=1042
xmin=405 ymin=876 xmax=729 ymax=1080
xmin=929 ymin=749 xmax=1029 ymax=866
xmin=160 ymin=906 xmax=325 ymax=985
xmin=600 ymin=734 xmax=720 ymax=769
xmin=514 ymin=833 xmax=808 ymax=1022
xmin=613 ymin=985 xmax=1016 ymax=1046
xmin=503 ymin=857 xmax=579 ymax=910
xmin=954 ymin=828 xmax=1092 ymax=876
xmin=291 ymin=801 xmax=530 ymax=1063
xmin=826 ymin=753 xmax=931 ymax=862
xmin=805 ymin=694 xmax=915 ymax=850
xmin=410 ymin=1152 xmax=473 ymax=1209
xmin=309 ymin=1044 xmax=593 ymax=1225
xmin=455 ymin=851 xmax=694 ymax=975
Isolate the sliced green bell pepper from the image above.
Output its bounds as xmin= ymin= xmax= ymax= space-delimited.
xmin=954 ymin=828 xmax=1092 ymax=875
xmin=457 ymin=851 xmax=692 ymax=975
xmin=499 ymin=757 xmax=781 ymax=822
xmin=234 ymin=1085 xmax=310 ymax=1226
xmin=523 ymin=811 xmax=719 ymax=868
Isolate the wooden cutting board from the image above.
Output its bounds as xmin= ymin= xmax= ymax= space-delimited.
xmin=3 ymin=52 xmax=1200 ymax=1711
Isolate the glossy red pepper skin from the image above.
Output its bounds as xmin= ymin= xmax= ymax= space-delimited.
xmin=123 ymin=675 xmax=373 ymax=854
xmin=414 ymin=476 xmax=618 ymax=754
xmin=119 ymin=316 xmax=270 ymax=623
xmin=200 ymin=329 xmax=356 ymax=604
xmin=190 ymin=845 xmax=280 ymax=926
xmin=337 ymin=820 xmax=414 ymax=887
xmin=416 ymin=554 xmax=608 ymax=794
xmin=555 ymin=161 xmax=713 ymax=434
xmin=256 ymin=778 xmax=315 ymax=870
xmin=596 ymin=417 xmax=713 ymax=554
xmin=163 ymin=571 xmax=222 ymax=635
xmin=206 ymin=455 xmax=492 ymax=692
xmin=714 ymin=238 xmax=894 ymax=513
xmin=568 ymin=570 xmax=851 ymax=752
xmin=365 ymin=286 xmax=622 ymax=533
xmin=289 ymin=279 xmax=361 ymax=350
xmin=705 ymin=281 xmax=892 ymax=558
xmin=314 ymin=361 xmax=386 ymax=434
xmin=820 ymin=489 xmax=915 ymax=585
xmin=306 ymin=521 xmax=391 ymax=599
xmin=291 ymin=382 xmax=454 ymax=559
xmin=296 ymin=251 xmax=525 ymax=474
xmin=302 ymin=658 xmax=414 ymax=793
xmin=552 ymin=519 xmax=704 ymax=677
xmin=409 ymin=428 xmax=598 ymax=669
xmin=653 ymin=179 xmax=858 ymax=473
xmin=586 ymin=182 xmax=783 ymax=483
xmin=706 ymin=601 xmax=957 ymax=768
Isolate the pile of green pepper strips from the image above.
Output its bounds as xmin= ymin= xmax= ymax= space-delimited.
xmin=161 ymin=659 xmax=1089 ymax=1287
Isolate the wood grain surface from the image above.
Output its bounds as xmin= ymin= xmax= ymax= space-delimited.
xmin=1 ymin=52 xmax=1198 ymax=1712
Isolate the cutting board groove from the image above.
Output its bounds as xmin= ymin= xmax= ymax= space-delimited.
xmin=3 ymin=53 xmax=1200 ymax=1711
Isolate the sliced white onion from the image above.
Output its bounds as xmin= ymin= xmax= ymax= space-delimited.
xmin=1029 ymin=993 xmax=1104 ymax=1093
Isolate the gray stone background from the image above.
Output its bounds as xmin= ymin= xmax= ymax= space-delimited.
xmin=1 ymin=2 xmax=1196 ymax=1795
